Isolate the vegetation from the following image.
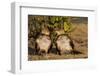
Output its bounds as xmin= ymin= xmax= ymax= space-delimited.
xmin=28 ymin=15 xmax=88 ymax=60
xmin=28 ymin=16 xmax=76 ymax=45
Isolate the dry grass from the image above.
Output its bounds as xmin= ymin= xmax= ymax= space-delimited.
xmin=28 ymin=54 xmax=87 ymax=61
xmin=70 ymin=23 xmax=88 ymax=55
xmin=28 ymin=23 xmax=88 ymax=61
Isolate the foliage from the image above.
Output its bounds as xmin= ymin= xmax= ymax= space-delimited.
xmin=28 ymin=16 xmax=75 ymax=44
